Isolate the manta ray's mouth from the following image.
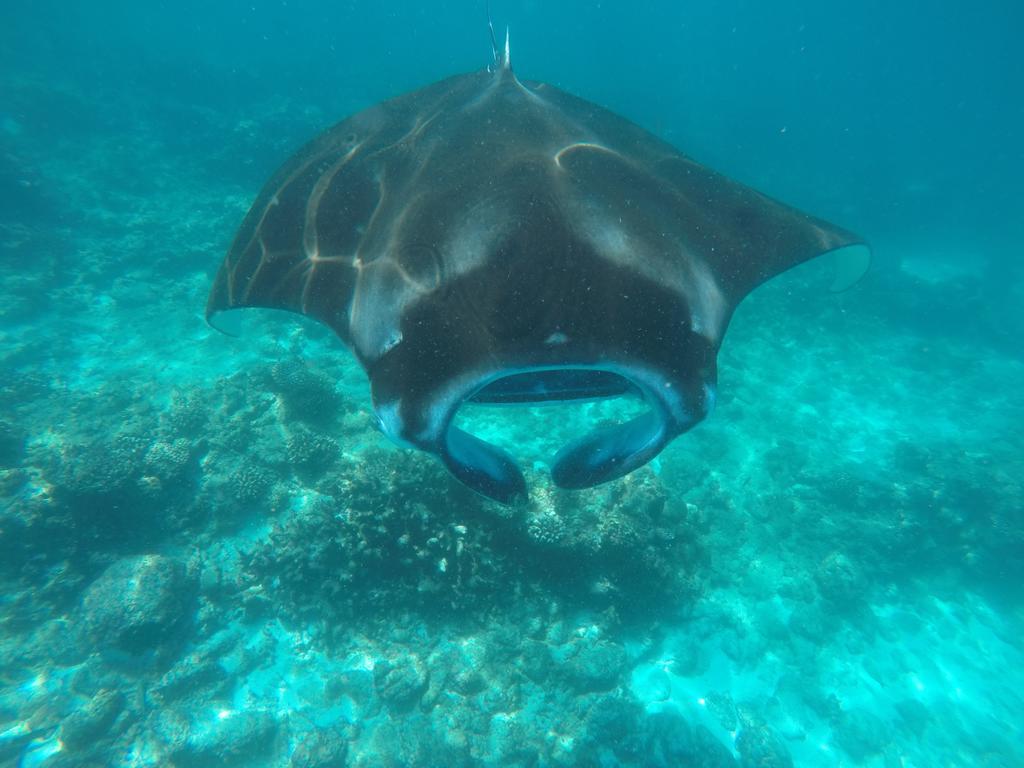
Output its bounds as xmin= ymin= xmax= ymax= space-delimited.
xmin=469 ymin=368 xmax=638 ymax=405
xmin=421 ymin=364 xmax=708 ymax=505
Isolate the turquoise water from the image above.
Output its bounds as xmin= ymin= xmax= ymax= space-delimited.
xmin=2 ymin=2 xmax=1022 ymax=766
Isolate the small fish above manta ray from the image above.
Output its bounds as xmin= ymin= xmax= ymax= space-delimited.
xmin=207 ymin=23 xmax=870 ymax=505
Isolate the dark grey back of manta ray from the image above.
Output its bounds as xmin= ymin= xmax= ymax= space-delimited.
xmin=207 ymin=54 xmax=869 ymax=505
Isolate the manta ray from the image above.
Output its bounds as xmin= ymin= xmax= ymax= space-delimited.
xmin=207 ymin=30 xmax=869 ymax=504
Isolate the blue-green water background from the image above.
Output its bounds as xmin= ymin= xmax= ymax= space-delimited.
xmin=2 ymin=2 xmax=1022 ymax=767
xmin=8 ymin=1 xmax=1024 ymax=261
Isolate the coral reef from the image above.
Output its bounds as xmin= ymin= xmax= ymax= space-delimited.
xmin=0 ymin=418 xmax=27 ymax=468
xmin=230 ymin=464 xmax=274 ymax=505
xmin=79 ymin=554 xmax=197 ymax=667
xmin=525 ymin=508 xmax=567 ymax=546
xmin=243 ymin=449 xmax=513 ymax=632
xmin=58 ymin=689 xmax=125 ymax=752
xmin=285 ymin=424 xmax=340 ymax=476
xmin=268 ymin=359 xmax=344 ymax=424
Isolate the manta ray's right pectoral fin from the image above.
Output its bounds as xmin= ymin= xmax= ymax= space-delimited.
xmin=441 ymin=426 xmax=527 ymax=505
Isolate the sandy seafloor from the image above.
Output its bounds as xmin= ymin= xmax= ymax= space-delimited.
xmin=2 ymin=41 xmax=1024 ymax=768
